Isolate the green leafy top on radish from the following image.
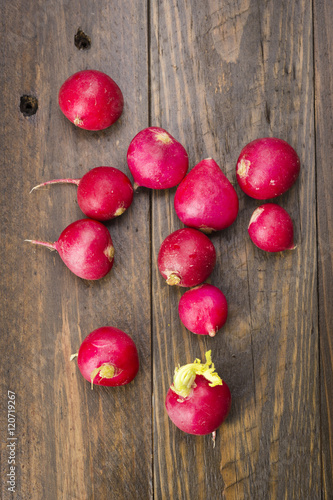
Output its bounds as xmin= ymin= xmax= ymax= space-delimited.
xmin=171 ymin=350 xmax=222 ymax=398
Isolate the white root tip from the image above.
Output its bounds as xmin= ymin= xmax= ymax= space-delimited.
xmin=212 ymin=431 xmax=216 ymax=448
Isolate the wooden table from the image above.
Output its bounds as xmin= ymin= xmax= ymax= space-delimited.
xmin=1 ymin=1 xmax=332 ymax=498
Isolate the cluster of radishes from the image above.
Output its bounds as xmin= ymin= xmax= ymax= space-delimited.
xmin=26 ymin=67 xmax=300 ymax=439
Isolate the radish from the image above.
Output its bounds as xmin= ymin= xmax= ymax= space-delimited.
xmin=26 ymin=219 xmax=114 ymax=280
xmin=30 ymin=167 xmax=133 ymax=221
xmin=236 ymin=137 xmax=300 ymax=199
xmin=174 ymin=158 xmax=239 ymax=233
xmin=71 ymin=326 xmax=139 ymax=389
xmin=127 ymin=127 xmax=188 ymax=189
xmin=58 ymin=70 xmax=124 ymax=131
xmin=165 ymin=350 xmax=231 ymax=435
xmin=248 ymin=203 xmax=295 ymax=252
xmin=178 ymin=284 xmax=228 ymax=337
xmin=158 ymin=228 xmax=216 ymax=287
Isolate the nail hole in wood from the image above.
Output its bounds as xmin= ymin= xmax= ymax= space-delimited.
xmin=75 ymin=29 xmax=91 ymax=50
xmin=20 ymin=95 xmax=38 ymax=117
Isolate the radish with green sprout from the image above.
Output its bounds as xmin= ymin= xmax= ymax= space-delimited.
xmin=165 ymin=351 xmax=231 ymax=435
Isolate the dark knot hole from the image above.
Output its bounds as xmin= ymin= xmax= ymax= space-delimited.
xmin=20 ymin=95 xmax=38 ymax=117
xmin=75 ymin=29 xmax=91 ymax=50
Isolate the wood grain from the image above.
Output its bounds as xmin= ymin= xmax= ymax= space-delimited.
xmin=0 ymin=1 xmax=151 ymax=499
xmin=151 ymin=0 xmax=320 ymax=498
xmin=314 ymin=0 xmax=333 ymax=497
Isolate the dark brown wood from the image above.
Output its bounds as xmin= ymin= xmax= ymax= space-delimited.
xmin=0 ymin=1 xmax=151 ymax=499
xmin=314 ymin=0 xmax=333 ymax=497
xmin=151 ymin=0 xmax=320 ymax=498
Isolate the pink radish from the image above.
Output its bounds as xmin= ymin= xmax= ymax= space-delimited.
xmin=174 ymin=158 xmax=239 ymax=233
xmin=31 ymin=167 xmax=133 ymax=221
xmin=236 ymin=137 xmax=300 ymax=199
xmin=158 ymin=228 xmax=216 ymax=287
xmin=58 ymin=70 xmax=124 ymax=131
xmin=178 ymin=284 xmax=228 ymax=337
xmin=71 ymin=326 xmax=139 ymax=389
xmin=165 ymin=350 xmax=231 ymax=435
xmin=127 ymin=127 xmax=188 ymax=189
xmin=26 ymin=219 xmax=114 ymax=280
xmin=248 ymin=203 xmax=295 ymax=252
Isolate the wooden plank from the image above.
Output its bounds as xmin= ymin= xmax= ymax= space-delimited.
xmin=0 ymin=1 xmax=151 ymax=499
xmin=150 ymin=0 xmax=320 ymax=498
xmin=314 ymin=0 xmax=333 ymax=497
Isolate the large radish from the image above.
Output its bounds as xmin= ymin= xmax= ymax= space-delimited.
xmin=174 ymin=158 xmax=239 ymax=233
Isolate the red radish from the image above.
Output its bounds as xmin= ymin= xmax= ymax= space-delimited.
xmin=158 ymin=228 xmax=216 ymax=287
xmin=71 ymin=326 xmax=139 ymax=389
xmin=30 ymin=167 xmax=133 ymax=221
xmin=178 ymin=284 xmax=228 ymax=337
xmin=236 ymin=137 xmax=300 ymax=199
xmin=248 ymin=203 xmax=295 ymax=252
xmin=25 ymin=219 xmax=114 ymax=280
xmin=174 ymin=158 xmax=239 ymax=233
xmin=127 ymin=127 xmax=188 ymax=189
xmin=165 ymin=350 xmax=231 ymax=435
xmin=58 ymin=70 xmax=124 ymax=131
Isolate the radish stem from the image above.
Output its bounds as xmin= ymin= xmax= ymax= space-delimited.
xmin=30 ymin=178 xmax=80 ymax=193
xmin=24 ymin=239 xmax=56 ymax=251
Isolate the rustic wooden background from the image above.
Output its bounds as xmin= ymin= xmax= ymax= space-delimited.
xmin=1 ymin=0 xmax=332 ymax=498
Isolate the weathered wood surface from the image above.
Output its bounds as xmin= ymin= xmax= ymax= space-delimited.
xmin=314 ymin=0 xmax=333 ymax=498
xmin=151 ymin=0 xmax=320 ymax=499
xmin=0 ymin=0 xmax=332 ymax=499
xmin=0 ymin=1 xmax=151 ymax=499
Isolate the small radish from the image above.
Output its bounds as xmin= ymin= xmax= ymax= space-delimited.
xmin=174 ymin=158 xmax=239 ymax=233
xmin=158 ymin=228 xmax=216 ymax=287
xmin=26 ymin=219 xmax=114 ymax=280
xmin=248 ymin=203 xmax=295 ymax=252
xmin=71 ymin=326 xmax=139 ymax=389
xmin=58 ymin=69 xmax=124 ymax=131
xmin=236 ymin=137 xmax=300 ymax=199
xmin=30 ymin=167 xmax=133 ymax=221
xmin=165 ymin=350 xmax=231 ymax=435
xmin=178 ymin=284 xmax=228 ymax=337
xmin=127 ymin=127 xmax=188 ymax=189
